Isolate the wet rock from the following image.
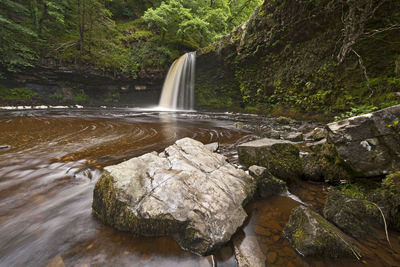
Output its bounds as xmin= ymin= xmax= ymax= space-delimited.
xmin=302 ymin=140 xmax=350 ymax=183
xmin=276 ymin=116 xmax=293 ymax=124
xmin=92 ymin=138 xmax=256 ymax=256
xmin=199 ymin=256 xmax=215 ymax=267
xmin=284 ymin=132 xmax=304 ymax=142
xmin=284 ymin=206 xmax=361 ymax=259
xmin=248 ymin=165 xmax=287 ymax=198
xmin=205 ymin=142 xmax=219 ymax=152
xmin=238 ymin=138 xmax=302 ymax=181
xmin=233 ymin=230 xmax=266 ymax=267
xmin=311 ymin=127 xmax=326 ymax=141
xmin=323 ymin=190 xmax=381 ymax=238
xmin=264 ymin=129 xmax=281 ymax=139
xmin=326 ymin=104 xmax=400 ymax=177
xmin=46 ymin=256 xmax=65 ymax=267
xmin=267 ymin=251 xmax=277 ymax=264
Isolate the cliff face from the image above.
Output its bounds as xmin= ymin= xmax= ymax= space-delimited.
xmin=1 ymin=59 xmax=165 ymax=106
xmin=196 ymin=0 xmax=400 ymax=115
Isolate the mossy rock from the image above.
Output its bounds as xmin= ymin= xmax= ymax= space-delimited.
xmin=380 ymin=171 xmax=400 ymax=230
xmin=323 ymin=190 xmax=381 ymax=238
xmin=248 ymin=165 xmax=288 ymax=198
xmin=92 ymin=173 xmax=182 ymax=236
xmin=302 ymin=141 xmax=351 ymax=183
xmin=238 ymin=138 xmax=302 ymax=182
xmin=284 ymin=206 xmax=362 ymax=259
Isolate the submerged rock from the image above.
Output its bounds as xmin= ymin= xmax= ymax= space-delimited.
xmin=324 ymin=190 xmax=381 ymax=238
xmin=92 ymin=138 xmax=256 ymax=255
xmin=326 ymin=104 xmax=400 ymax=177
xmin=233 ymin=230 xmax=266 ymax=267
xmin=248 ymin=165 xmax=287 ymax=198
xmin=237 ymin=138 xmax=302 ymax=181
xmin=284 ymin=206 xmax=361 ymax=259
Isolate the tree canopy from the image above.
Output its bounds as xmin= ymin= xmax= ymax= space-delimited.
xmin=0 ymin=0 xmax=263 ymax=77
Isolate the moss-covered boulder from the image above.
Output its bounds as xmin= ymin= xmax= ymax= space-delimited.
xmin=379 ymin=171 xmax=400 ymax=230
xmin=248 ymin=165 xmax=288 ymax=198
xmin=284 ymin=206 xmax=361 ymax=259
xmin=238 ymin=138 xmax=302 ymax=181
xmin=302 ymin=141 xmax=351 ymax=183
xmin=92 ymin=138 xmax=256 ymax=256
xmin=323 ymin=190 xmax=381 ymax=238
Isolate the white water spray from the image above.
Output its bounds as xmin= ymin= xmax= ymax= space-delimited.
xmin=159 ymin=52 xmax=196 ymax=110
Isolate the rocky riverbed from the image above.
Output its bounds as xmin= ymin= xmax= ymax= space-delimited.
xmin=1 ymin=107 xmax=400 ymax=266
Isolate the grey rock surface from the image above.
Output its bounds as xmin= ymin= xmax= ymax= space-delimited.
xmin=326 ymin=104 xmax=400 ymax=177
xmin=284 ymin=206 xmax=361 ymax=259
xmin=204 ymin=142 xmax=219 ymax=152
xmin=233 ymin=230 xmax=266 ymax=267
xmin=92 ymin=138 xmax=256 ymax=255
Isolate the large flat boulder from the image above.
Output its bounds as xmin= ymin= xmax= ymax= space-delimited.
xmin=237 ymin=138 xmax=302 ymax=181
xmin=284 ymin=206 xmax=361 ymax=259
xmin=92 ymin=138 xmax=256 ymax=256
xmin=326 ymin=104 xmax=400 ymax=177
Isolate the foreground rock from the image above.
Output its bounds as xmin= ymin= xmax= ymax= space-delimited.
xmin=284 ymin=206 xmax=361 ymax=259
xmin=92 ymin=138 xmax=256 ymax=255
xmin=238 ymin=138 xmax=302 ymax=181
xmin=324 ymin=190 xmax=381 ymax=238
xmin=326 ymin=104 xmax=400 ymax=177
xmin=248 ymin=165 xmax=287 ymax=198
xmin=233 ymin=230 xmax=266 ymax=267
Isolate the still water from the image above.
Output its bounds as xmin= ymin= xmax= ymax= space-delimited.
xmin=0 ymin=108 xmax=399 ymax=267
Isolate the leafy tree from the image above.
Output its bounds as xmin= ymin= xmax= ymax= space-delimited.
xmin=0 ymin=0 xmax=37 ymax=75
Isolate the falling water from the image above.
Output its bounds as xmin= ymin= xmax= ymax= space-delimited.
xmin=159 ymin=52 xmax=196 ymax=110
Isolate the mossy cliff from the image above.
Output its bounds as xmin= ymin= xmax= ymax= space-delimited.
xmin=196 ymin=0 xmax=400 ymax=116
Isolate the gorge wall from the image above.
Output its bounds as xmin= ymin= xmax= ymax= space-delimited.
xmin=1 ymin=59 xmax=164 ymax=107
xmin=195 ymin=0 xmax=400 ymax=116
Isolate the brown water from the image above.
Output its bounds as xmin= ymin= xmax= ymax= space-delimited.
xmin=0 ymin=108 xmax=399 ymax=267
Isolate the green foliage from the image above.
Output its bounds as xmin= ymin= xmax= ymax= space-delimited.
xmin=0 ymin=86 xmax=39 ymax=100
xmin=0 ymin=0 xmax=38 ymax=74
xmin=334 ymin=105 xmax=378 ymax=121
xmin=73 ymin=91 xmax=88 ymax=102
xmin=49 ymin=93 xmax=65 ymax=102
xmin=142 ymin=0 xmax=262 ymax=49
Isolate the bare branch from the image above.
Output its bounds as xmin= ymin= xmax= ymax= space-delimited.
xmin=352 ymin=49 xmax=373 ymax=98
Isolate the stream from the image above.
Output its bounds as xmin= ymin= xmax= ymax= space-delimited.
xmin=0 ymin=108 xmax=399 ymax=267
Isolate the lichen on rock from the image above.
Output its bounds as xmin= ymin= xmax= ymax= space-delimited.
xmin=92 ymin=137 xmax=256 ymax=255
xmin=248 ymin=165 xmax=287 ymax=198
xmin=284 ymin=206 xmax=361 ymax=259
xmin=323 ymin=190 xmax=381 ymax=238
xmin=238 ymin=138 xmax=302 ymax=182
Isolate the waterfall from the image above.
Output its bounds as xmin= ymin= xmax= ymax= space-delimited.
xmin=159 ymin=52 xmax=196 ymax=110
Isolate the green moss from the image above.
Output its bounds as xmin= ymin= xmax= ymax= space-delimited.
xmin=0 ymin=86 xmax=39 ymax=101
xmin=49 ymin=93 xmax=66 ymax=102
xmin=238 ymin=142 xmax=302 ymax=182
xmin=72 ymin=91 xmax=88 ymax=102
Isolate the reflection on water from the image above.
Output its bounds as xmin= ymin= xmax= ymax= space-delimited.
xmin=0 ymin=108 xmax=248 ymax=267
xmin=1 ymin=108 xmax=399 ymax=267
